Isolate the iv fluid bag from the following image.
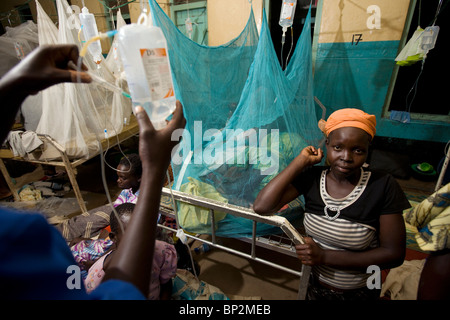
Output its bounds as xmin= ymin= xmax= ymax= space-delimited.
xmin=279 ymin=0 xmax=297 ymax=28
xmin=117 ymin=23 xmax=176 ymax=129
xmin=420 ymin=26 xmax=439 ymax=53
xmin=79 ymin=7 xmax=102 ymax=63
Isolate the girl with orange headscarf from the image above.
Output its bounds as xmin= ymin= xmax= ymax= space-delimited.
xmin=254 ymin=108 xmax=410 ymax=300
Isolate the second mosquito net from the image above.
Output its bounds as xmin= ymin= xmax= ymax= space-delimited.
xmin=35 ymin=0 xmax=132 ymax=159
xmin=151 ymin=0 xmax=322 ymax=237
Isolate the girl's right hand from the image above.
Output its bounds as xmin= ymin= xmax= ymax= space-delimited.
xmin=299 ymin=146 xmax=324 ymax=166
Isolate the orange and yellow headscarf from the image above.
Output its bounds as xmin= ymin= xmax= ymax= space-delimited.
xmin=318 ymin=108 xmax=377 ymax=139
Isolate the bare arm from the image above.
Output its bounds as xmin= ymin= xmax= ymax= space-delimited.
xmin=0 ymin=46 xmax=186 ymax=298
xmin=103 ymin=101 xmax=185 ymax=296
xmin=296 ymin=213 xmax=406 ymax=270
xmin=0 ymin=45 xmax=91 ymax=143
xmin=253 ymin=146 xmax=323 ymax=215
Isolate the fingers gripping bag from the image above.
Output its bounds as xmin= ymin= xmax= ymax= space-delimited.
xmin=117 ymin=11 xmax=176 ymax=130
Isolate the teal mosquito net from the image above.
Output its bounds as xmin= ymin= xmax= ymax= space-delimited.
xmin=150 ymin=0 xmax=322 ymax=236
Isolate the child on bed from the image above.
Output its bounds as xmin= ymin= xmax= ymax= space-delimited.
xmin=113 ymin=153 xmax=141 ymax=207
xmin=69 ymin=204 xmax=135 ymax=279
xmin=84 ymin=203 xmax=177 ymax=300
xmin=254 ymin=108 xmax=411 ymax=300
xmin=56 ymin=153 xmax=142 ymax=242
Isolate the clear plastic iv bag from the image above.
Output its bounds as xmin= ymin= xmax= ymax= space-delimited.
xmin=79 ymin=7 xmax=103 ymax=63
xmin=117 ymin=15 xmax=176 ymax=130
xmin=279 ymin=0 xmax=298 ymax=28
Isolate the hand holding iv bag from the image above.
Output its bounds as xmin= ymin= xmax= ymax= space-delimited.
xmin=117 ymin=12 xmax=176 ymax=130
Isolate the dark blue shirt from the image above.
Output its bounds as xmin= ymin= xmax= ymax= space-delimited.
xmin=0 ymin=207 xmax=144 ymax=300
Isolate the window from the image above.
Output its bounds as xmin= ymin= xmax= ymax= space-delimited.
xmin=268 ymin=0 xmax=317 ymax=68
xmin=386 ymin=0 xmax=449 ymax=119
xmin=170 ymin=0 xmax=208 ymax=45
xmin=16 ymin=3 xmax=32 ymax=23
xmin=103 ymin=0 xmax=132 ymax=28
xmin=173 ymin=0 xmax=206 ymax=5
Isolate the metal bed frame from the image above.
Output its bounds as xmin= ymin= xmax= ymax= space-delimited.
xmin=0 ymin=116 xmax=139 ymax=214
xmin=158 ymin=187 xmax=311 ymax=300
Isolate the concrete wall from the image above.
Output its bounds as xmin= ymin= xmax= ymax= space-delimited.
xmin=128 ymin=0 xmax=171 ymax=24
xmin=1 ymin=0 xmax=264 ymax=50
xmin=207 ymin=0 xmax=264 ymax=46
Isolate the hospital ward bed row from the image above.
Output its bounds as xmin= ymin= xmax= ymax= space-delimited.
xmin=0 ymin=0 xmax=316 ymax=299
xmin=0 ymin=119 xmax=311 ymax=300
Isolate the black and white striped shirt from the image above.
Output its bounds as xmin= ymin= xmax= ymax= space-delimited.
xmin=304 ymin=169 xmax=378 ymax=290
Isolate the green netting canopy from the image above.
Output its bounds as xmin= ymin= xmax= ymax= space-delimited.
xmin=150 ymin=0 xmax=322 ymax=236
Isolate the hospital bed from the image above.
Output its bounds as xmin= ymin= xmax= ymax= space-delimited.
xmin=0 ymin=115 xmax=139 ymax=214
xmin=158 ymin=186 xmax=311 ymax=300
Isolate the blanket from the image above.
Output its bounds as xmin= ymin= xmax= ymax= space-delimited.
xmin=403 ymin=183 xmax=450 ymax=252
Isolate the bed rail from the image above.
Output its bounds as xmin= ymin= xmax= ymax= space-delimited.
xmin=158 ymin=187 xmax=311 ymax=300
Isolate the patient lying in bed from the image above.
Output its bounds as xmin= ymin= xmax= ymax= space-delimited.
xmin=55 ymin=153 xmax=141 ymax=242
